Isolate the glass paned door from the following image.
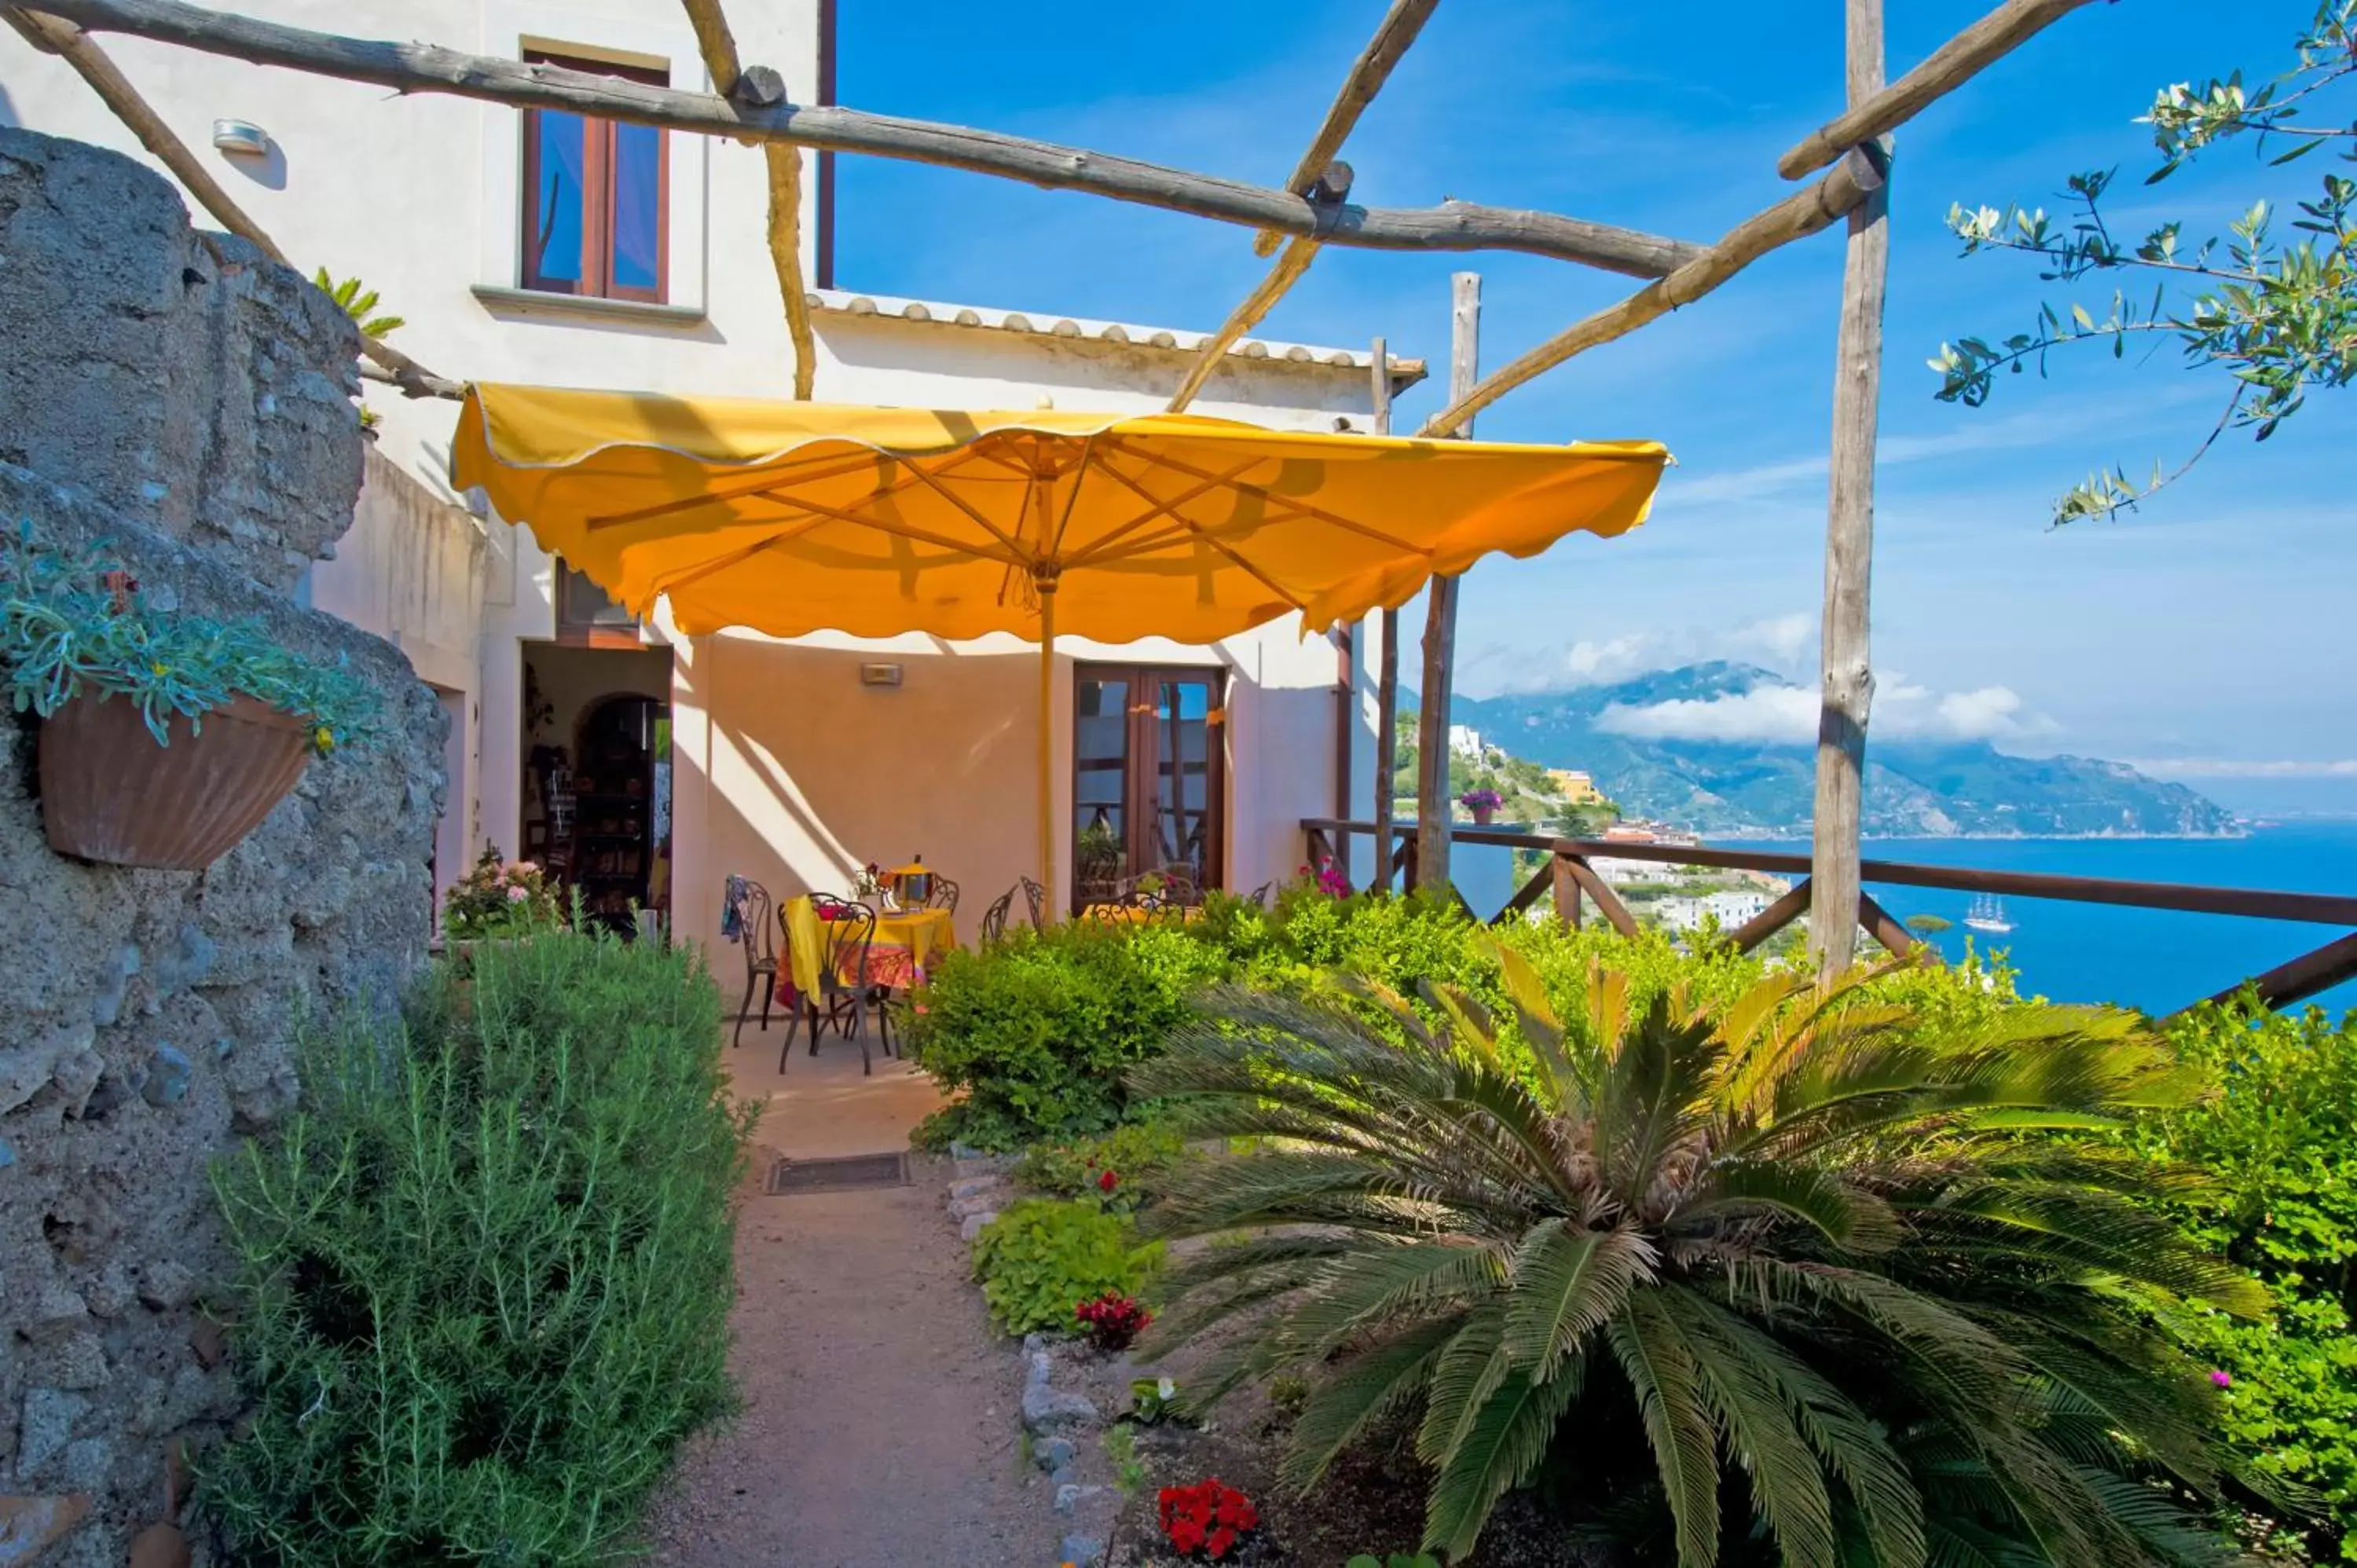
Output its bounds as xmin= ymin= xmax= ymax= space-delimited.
xmin=1148 ymin=675 xmax=1218 ymax=893
xmin=1072 ymin=672 xmax=1131 ymax=907
xmin=1072 ymin=665 xmax=1224 ymax=910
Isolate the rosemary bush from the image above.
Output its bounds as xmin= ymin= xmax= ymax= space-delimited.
xmin=200 ymin=932 xmax=754 ymax=1566
xmin=0 ymin=523 xmax=379 ymax=751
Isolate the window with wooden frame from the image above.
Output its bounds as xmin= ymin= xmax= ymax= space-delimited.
xmin=555 ymin=560 xmax=640 ymax=645
xmin=1072 ymin=665 xmax=1226 ymax=910
xmin=519 ymin=49 xmax=669 ymax=302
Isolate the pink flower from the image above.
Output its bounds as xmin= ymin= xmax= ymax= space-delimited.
xmin=2209 ymin=1369 xmax=2234 ymax=1389
xmin=506 ymin=885 xmax=530 ymax=903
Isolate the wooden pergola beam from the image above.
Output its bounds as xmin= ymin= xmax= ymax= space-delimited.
xmin=1417 ymin=152 xmax=1875 ymax=437
xmin=1166 ymin=235 xmax=1324 ymax=412
xmin=3 ymin=3 xmax=460 ymax=399
xmin=1252 ymin=0 xmax=1441 ymax=256
xmin=21 ymin=0 xmax=1705 ymax=277
xmin=1168 ymin=0 xmax=1442 ymax=412
xmin=1778 ymin=0 xmax=2098 ymax=180
xmin=676 ymin=0 xmax=816 ymax=399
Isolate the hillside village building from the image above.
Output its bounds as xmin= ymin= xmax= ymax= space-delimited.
xmin=2 ymin=0 xmax=1422 ymax=951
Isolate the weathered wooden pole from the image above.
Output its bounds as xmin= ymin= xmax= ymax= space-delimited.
xmin=1413 ymin=273 xmax=1479 ymax=896
xmin=1810 ymin=0 xmax=1890 ymax=982
xmin=1369 ymin=338 xmax=1398 ymax=891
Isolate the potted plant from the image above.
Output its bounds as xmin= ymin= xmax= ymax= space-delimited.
xmin=1457 ymin=786 xmax=1504 ymax=826
xmin=2 ymin=528 xmax=379 ymax=870
xmin=442 ymin=844 xmax=566 ymax=952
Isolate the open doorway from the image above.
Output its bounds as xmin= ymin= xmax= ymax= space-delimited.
xmin=521 ymin=643 xmax=673 ymax=936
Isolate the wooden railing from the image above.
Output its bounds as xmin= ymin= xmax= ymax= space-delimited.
xmin=1299 ymin=818 xmax=2357 ymax=1018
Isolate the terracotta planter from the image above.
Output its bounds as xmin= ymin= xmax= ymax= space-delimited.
xmin=1469 ymin=804 xmax=1497 ymax=826
xmin=38 ymin=691 xmax=312 ymax=870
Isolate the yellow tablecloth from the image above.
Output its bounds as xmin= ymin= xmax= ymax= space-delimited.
xmin=874 ymin=907 xmax=957 ymax=971
xmin=782 ymin=895 xmax=824 ymax=999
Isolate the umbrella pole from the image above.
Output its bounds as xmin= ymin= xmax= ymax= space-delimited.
xmin=1038 ymin=581 xmax=1058 ymax=919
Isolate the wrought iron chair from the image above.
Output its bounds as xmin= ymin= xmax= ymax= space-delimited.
xmin=1246 ymin=880 xmax=1277 ymax=909
xmin=724 ymin=877 xmax=789 ymax=1050
xmin=925 ymin=875 xmax=961 ymax=914
xmin=979 ymin=886 xmax=1016 ymax=947
xmin=790 ymin=895 xmax=887 ymax=1075
xmin=1019 ymin=876 xmax=1048 ymax=929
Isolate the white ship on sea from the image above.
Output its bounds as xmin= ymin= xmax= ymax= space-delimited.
xmin=1963 ymin=894 xmax=2016 ymax=934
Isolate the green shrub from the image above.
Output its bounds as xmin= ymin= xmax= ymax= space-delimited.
xmin=2136 ymin=1000 xmax=2357 ymax=1561
xmin=908 ymin=922 xmax=1225 ymax=1149
xmin=1012 ymin=1120 xmax=1188 ymax=1212
xmin=971 ymin=1197 xmax=1162 ymax=1335
xmin=1137 ymin=958 xmax=2261 ymax=1564
xmin=199 ymin=932 xmax=754 ymax=1566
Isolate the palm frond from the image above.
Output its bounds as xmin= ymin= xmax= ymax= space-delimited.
xmin=1607 ymin=1294 xmax=1723 ymax=1568
xmin=1421 ymin=1359 xmax=1587 ymax=1563
xmin=1501 ymin=1220 xmax=1652 ymax=1377
xmin=1284 ymin=1313 xmax=1468 ymax=1489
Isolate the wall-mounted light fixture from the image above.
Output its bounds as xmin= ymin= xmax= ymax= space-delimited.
xmin=860 ymin=663 xmax=904 ymax=688
xmin=211 ymin=119 xmax=271 ymax=158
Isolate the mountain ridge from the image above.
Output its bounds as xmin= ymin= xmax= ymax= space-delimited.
xmin=1439 ymin=661 xmax=2238 ymax=839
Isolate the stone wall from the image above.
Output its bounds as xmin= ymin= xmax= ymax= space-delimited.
xmin=0 ymin=129 xmax=442 ymax=1566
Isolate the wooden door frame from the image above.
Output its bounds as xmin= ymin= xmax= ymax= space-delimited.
xmin=1070 ymin=661 xmax=1228 ymax=908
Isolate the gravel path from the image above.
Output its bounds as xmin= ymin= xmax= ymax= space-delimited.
xmin=645 ymin=1160 xmax=1059 ymax=1568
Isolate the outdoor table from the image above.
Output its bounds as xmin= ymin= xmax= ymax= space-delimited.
xmin=780 ymin=897 xmax=959 ymax=998
xmin=865 ymin=905 xmax=957 ymax=988
xmin=1080 ymin=903 xmax=1202 ymax=925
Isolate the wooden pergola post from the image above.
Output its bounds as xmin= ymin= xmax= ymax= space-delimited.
xmin=1413 ymin=272 xmax=1479 ymax=896
xmin=1369 ymin=337 xmax=1398 ymax=892
xmin=1810 ymin=0 xmax=1891 ymax=982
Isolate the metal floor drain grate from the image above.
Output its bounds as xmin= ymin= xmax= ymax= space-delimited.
xmin=765 ymin=1152 xmax=911 ymax=1195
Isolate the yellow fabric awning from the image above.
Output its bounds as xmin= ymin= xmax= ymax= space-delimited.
xmin=449 ymin=383 xmax=1670 ymax=644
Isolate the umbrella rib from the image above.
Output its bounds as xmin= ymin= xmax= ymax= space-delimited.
xmin=1102 ymin=438 xmax=1437 ymax=556
xmin=1085 ymin=456 xmax=1313 ymax=614
xmin=896 ymin=454 xmax=1039 ymax=566
xmin=643 ymin=509 xmax=838 ymax=600
xmin=1058 ymin=454 xmax=1270 ymax=567
xmin=1046 ymin=434 xmax=1098 ymax=562
xmin=585 ymin=449 xmax=893 ymax=529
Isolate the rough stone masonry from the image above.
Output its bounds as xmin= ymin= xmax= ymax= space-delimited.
xmin=0 ymin=127 xmax=443 ymax=1566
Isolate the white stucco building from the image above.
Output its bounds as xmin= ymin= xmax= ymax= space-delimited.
xmin=1 ymin=0 xmax=1424 ymax=959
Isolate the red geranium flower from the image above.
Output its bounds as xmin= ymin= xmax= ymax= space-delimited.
xmin=1158 ymin=1478 xmax=1258 ymax=1560
xmin=1074 ymin=1291 xmax=1153 ymax=1352
xmin=1098 ymin=1167 xmax=1120 ymax=1193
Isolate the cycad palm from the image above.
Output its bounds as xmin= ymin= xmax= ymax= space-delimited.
xmin=1132 ymin=954 xmax=2264 ymax=1566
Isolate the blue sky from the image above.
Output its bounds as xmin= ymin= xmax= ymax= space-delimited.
xmin=833 ymin=1 xmax=2357 ymax=814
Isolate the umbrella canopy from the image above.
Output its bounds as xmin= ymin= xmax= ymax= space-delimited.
xmin=451 ymin=383 xmax=1671 ymax=901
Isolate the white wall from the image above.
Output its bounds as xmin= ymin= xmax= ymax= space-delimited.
xmin=2 ymin=0 xmax=1393 ymax=965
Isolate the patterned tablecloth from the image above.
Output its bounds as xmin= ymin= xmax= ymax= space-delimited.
xmin=782 ymin=896 xmax=956 ymax=996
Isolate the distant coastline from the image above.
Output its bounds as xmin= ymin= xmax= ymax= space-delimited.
xmin=1723 ymin=826 xmax=2253 ymax=844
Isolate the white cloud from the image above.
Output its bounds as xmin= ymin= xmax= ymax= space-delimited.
xmin=1932 ymin=687 xmax=2030 ymax=742
xmin=2127 ymin=757 xmax=2357 ymax=779
xmin=1596 ymin=686 xmax=1818 ymax=744
xmin=1596 ymin=676 xmax=2055 ymax=746
xmin=1525 ymin=612 xmax=1818 ymax=692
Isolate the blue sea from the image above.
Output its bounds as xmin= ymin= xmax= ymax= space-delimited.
xmin=1732 ymin=824 xmax=2357 ymax=1017
xmin=1451 ymin=822 xmax=2357 ymax=1017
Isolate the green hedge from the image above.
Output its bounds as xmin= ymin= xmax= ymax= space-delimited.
xmin=906 ymin=921 xmax=1226 ymax=1150
xmin=908 ymin=887 xmax=2026 ymax=1149
xmin=200 ymin=933 xmax=756 ymax=1566
xmin=2138 ymin=1000 xmax=2357 ymax=1562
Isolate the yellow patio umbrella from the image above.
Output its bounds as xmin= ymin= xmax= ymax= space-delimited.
xmin=451 ymin=383 xmax=1670 ymax=904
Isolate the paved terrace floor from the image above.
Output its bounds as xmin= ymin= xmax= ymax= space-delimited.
xmin=646 ymin=1024 xmax=1060 ymax=1567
